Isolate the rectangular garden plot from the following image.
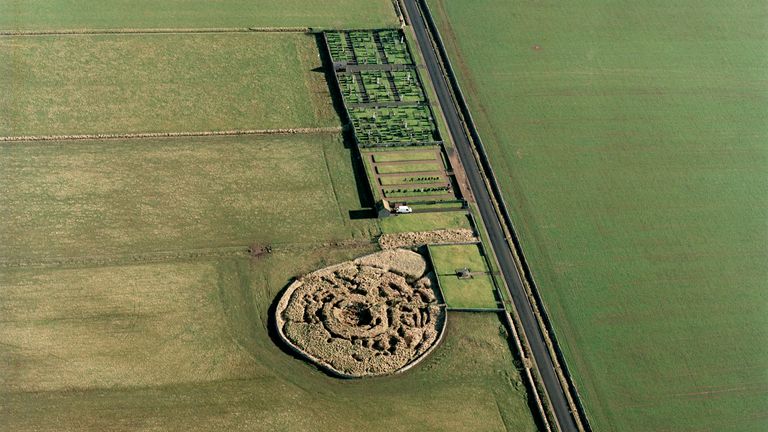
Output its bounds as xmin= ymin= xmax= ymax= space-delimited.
xmin=439 ymin=275 xmax=498 ymax=309
xmin=323 ymin=28 xmax=453 ymax=212
xmin=326 ymin=29 xmax=413 ymax=66
xmin=430 ymin=244 xmax=489 ymax=275
xmin=337 ymin=70 xmax=425 ymax=105
xmin=349 ymin=106 xmax=437 ymax=146
xmin=429 ymin=244 xmax=499 ymax=309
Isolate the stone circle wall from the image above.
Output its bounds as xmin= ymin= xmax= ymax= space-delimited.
xmin=275 ymin=249 xmax=446 ymax=377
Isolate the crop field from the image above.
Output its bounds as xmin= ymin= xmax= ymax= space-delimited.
xmin=429 ymin=0 xmax=768 ymax=430
xmin=0 ymin=0 xmax=399 ymax=31
xmin=0 ymin=33 xmax=336 ymax=136
xmin=0 ymin=249 xmax=537 ymax=432
xmin=0 ymin=134 xmax=374 ymax=262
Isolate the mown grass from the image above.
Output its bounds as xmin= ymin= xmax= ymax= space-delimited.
xmin=430 ymin=0 xmax=768 ymax=430
xmin=0 ymin=249 xmax=537 ymax=432
xmin=0 ymin=33 xmax=337 ymax=136
xmin=0 ymin=133 xmax=376 ymax=262
xmin=0 ymin=261 xmax=263 ymax=393
xmin=372 ymin=150 xmax=437 ymax=163
xmin=376 ymin=161 xmax=443 ymax=174
xmin=380 ymin=212 xmax=471 ymax=234
xmin=439 ymin=274 xmax=498 ymax=309
xmin=0 ymin=0 xmax=398 ymax=30
xmin=430 ymin=244 xmax=488 ymax=274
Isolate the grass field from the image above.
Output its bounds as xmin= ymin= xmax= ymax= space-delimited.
xmin=0 ymin=248 xmax=537 ymax=432
xmin=372 ymin=150 xmax=437 ymax=163
xmin=0 ymin=134 xmax=375 ymax=262
xmin=0 ymin=0 xmax=398 ymax=30
xmin=430 ymin=244 xmax=488 ymax=274
xmin=0 ymin=33 xmax=336 ymax=136
xmin=430 ymin=0 xmax=768 ymax=430
xmin=439 ymin=275 xmax=498 ymax=309
xmin=376 ymin=161 xmax=443 ymax=174
xmin=380 ymin=212 xmax=471 ymax=234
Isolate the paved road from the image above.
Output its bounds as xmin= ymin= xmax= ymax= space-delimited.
xmin=401 ymin=1 xmax=580 ymax=431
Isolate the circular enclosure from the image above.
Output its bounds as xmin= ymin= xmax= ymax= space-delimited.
xmin=275 ymin=249 xmax=446 ymax=377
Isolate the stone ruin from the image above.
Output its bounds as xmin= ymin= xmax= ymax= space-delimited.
xmin=275 ymin=249 xmax=446 ymax=377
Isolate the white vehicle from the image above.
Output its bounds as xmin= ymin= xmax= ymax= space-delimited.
xmin=394 ymin=205 xmax=413 ymax=214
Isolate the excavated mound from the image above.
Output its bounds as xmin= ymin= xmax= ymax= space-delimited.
xmin=275 ymin=249 xmax=446 ymax=377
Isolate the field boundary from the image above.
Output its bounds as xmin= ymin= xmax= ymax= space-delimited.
xmin=0 ymin=127 xmax=343 ymax=143
xmin=0 ymin=27 xmax=310 ymax=36
xmin=416 ymin=1 xmax=591 ymax=430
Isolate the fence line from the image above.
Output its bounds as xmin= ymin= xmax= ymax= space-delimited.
xmin=0 ymin=127 xmax=343 ymax=143
xmin=0 ymin=27 xmax=309 ymax=36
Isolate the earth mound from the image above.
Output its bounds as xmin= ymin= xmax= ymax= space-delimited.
xmin=275 ymin=249 xmax=446 ymax=377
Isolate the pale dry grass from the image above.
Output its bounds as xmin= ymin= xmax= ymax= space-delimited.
xmin=0 ymin=261 xmax=261 ymax=392
xmin=0 ymin=134 xmax=371 ymax=262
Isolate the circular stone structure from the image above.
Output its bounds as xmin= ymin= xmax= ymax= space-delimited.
xmin=275 ymin=249 xmax=446 ymax=377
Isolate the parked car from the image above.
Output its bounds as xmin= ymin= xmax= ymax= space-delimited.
xmin=394 ymin=205 xmax=413 ymax=214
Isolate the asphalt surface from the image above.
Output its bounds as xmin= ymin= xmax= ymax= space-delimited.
xmin=402 ymin=1 xmax=580 ymax=431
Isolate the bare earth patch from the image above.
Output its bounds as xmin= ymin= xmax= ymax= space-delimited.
xmin=378 ymin=228 xmax=477 ymax=249
xmin=275 ymin=249 xmax=446 ymax=377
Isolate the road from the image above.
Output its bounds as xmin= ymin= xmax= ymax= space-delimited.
xmin=401 ymin=1 xmax=580 ymax=431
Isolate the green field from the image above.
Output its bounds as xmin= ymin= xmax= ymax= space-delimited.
xmin=0 ymin=249 xmax=537 ymax=432
xmin=0 ymin=134 xmax=375 ymax=262
xmin=438 ymin=274 xmax=498 ymax=309
xmin=430 ymin=0 xmax=768 ymax=430
xmin=0 ymin=0 xmax=398 ymax=30
xmin=376 ymin=161 xmax=443 ymax=174
xmin=0 ymin=33 xmax=336 ymax=136
xmin=372 ymin=150 xmax=437 ymax=163
xmin=430 ymin=244 xmax=488 ymax=274
xmin=380 ymin=212 xmax=471 ymax=234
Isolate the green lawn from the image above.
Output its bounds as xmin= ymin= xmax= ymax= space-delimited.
xmin=371 ymin=150 xmax=437 ymax=163
xmin=380 ymin=212 xmax=471 ymax=234
xmin=0 ymin=33 xmax=336 ymax=136
xmin=0 ymin=249 xmax=537 ymax=432
xmin=376 ymin=161 xmax=443 ymax=174
xmin=430 ymin=0 xmax=768 ymax=430
xmin=0 ymin=0 xmax=398 ymax=30
xmin=0 ymin=134 xmax=375 ymax=263
xmin=439 ymin=274 xmax=498 ymax=309
xmin=430 ymin=244 xmax=488 ymax=274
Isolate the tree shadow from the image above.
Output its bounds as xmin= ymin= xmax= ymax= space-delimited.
xmin=312 ymin=33 xmax=348 ymax=125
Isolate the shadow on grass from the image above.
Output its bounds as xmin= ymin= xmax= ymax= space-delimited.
xmin=267 ymin=279 xmax=327 ymax=370
xmin=312 ymin=32 xmax=377 ymax=215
